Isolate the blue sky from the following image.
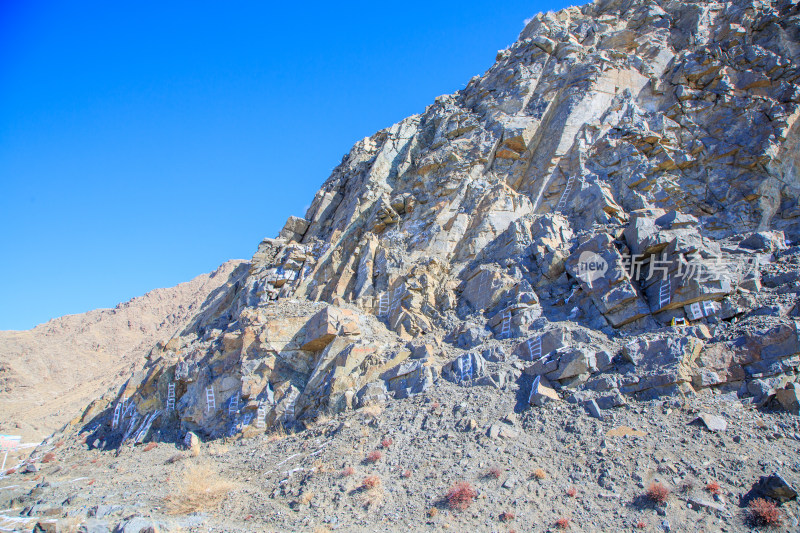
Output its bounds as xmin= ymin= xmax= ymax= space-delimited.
xmin=0 ymin=0 xmax=573 ymax=331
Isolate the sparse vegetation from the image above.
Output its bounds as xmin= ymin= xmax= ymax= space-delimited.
xmin=41 ymin=452 xmax=56 ymax=463
xmin=342 ymin=466 xmax=355 ymax=477
xmin=427 ymin=507 xmax=438 ymax=518
xmin=533 ymin=468 xmax=546 ymax=479
xmin=567 ymin=486 xmax=577 ymax=497
xmin=366 ymin=450 xmax=382 ymax=463
xmin=646 ymin=482 xmax=670 ymax=504
xmin=705 ymin=481 xmax=721 ymax=495
xmin=164 ymin=464 xmax=235 ymax=515
xmin=381 ymin=438 xmax=393 ymax=448
xmin=748 ymin=497 xmax=782 ymax=526
xmin=556 ymin=517 xmax=570 ymax=529
xmin=636 ymin=520 xmax=646 ymax=529
xmin=298 ymin=491 xmax=314 ymax=505
xmin=499 ymin=510 xmax=515 ymax=522
xmin=445 ymin=481 xmax=477 ymax=511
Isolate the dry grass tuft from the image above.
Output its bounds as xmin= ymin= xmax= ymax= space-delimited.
xmin=446 ymin=481 xmax=477 ymax=511
xmin=427 ymin=507 xmax=438 ymax=518
xmin=748 ymin=497 xmax=782 ymax=526
xmin=341 ymin=466 xmax=355 ymax=477
xmin=646 ymin=482 xmax=670 ymax=505
xmin=533 ymin=468 xmax=546 ymax=480
xmin=298 ymin=491 xmax=314 ymax=505
xmin=705 ymin=481 xmax=721 ymax=495
xmin=267 ymin=422 xmax=287 ymax=442
xmin=361 ymin=405 xmax=383 ymax=419
xmin=164 ymin=464 xmax=235 ymax=515
xmin=366 ymin=450 xmax=382 ymax=463
xmin=166 ymin=454 xmax=184 ymax=465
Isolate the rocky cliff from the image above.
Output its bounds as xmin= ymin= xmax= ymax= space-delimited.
xmin=71 ymin=0 xmax=800 ymax=449
xmin=0 ymin=260 xmax=248 ymax=442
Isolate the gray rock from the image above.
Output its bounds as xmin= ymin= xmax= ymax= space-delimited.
xmin=753 ymin=473 xmax=797 ymax=503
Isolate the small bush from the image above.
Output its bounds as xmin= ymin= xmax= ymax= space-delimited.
xmin=636 ymin=520 xmax=646 ymax=529
xmin=486 ymin=467 xmax=502 ymax=479
xmin=499 ymin=510 xmax=515 ymax=522
xmin=646 ymin=482 xmax=669 ymax=504
xmin=566 ymin=486 xmax=577 ymax=497
xmin=342 ymin=466 xmax=355 ymax=477
xmin=143 ymin=442 xmax=157 ymax=452
xmin=705 ymin=481 xmax=720 ymax=495
xmin=366 ymin=450 xmax=382 ymax=463
xmin=748 ymin=498 xmax=782 ymax=526
xmin=446 ymin=481 xmax=477 ymax=511
xmin=401 ymin=470 xmax=411 ymax=478
xmin=381 ymin=438 xmax=393 ymax=448
xmin=41 ymin=452 xmax=56 ymax=464
xmin=427 ymin=507 xmax=438 ymax=518
xmin=298 ymin=491 xmax=314 ymax=505
xmin=362 ymin=475 xmax=381 ymax=489
xmin=556 ymin=517 xmax=570 ymax=529
xmin=533 ymin=468 xmax=546 ymax=480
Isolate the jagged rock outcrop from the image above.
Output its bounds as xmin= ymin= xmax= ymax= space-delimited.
xmin=75 ymin=0 xmax=800 ymax=447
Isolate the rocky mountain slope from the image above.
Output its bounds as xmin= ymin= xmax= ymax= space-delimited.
xmin=0 ymin=260 xmax=248 ymax=442
xmin=2 ymin=0 xmax=800 ymax=530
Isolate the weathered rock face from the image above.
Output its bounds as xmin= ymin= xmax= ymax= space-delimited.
xmin=76 ymin=0 xmax=800 ymax=446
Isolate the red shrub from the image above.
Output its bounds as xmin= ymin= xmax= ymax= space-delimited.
xmin=142 ymin=442 xmax=157 ymax=452
xmin=499 ymin=510 xmax=515 ymax=522
xmin=705 ymin=481 xmax=720 ymax=495
xmin=566 ymin=486 xmax=577 ymax=497
xmin=366 ymin=450 xmax=382 ymax=463
xmin=381 ymin=438 xmax=393 ymax=448
xmin=646 ymin=482 xmax=669 ymax=504
xmin=486 ymin=467 xmax=502 ymax=479
xmin=556 ymin=517 xmax=570 ymax=529
xmin=41 ymin=452 xmax=56 ymax=464
xmin=446 ymin=481 xmax=477 ymax=511
xmin=749 ymin=498 xmax=782 ymax=526
xmin=636 ymin=521 xmax=646 ymax=529
xmin=362 ymin=475 xmax=381 ymax=489
xmin=342 ymin=466 xmax=355 ymax=477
